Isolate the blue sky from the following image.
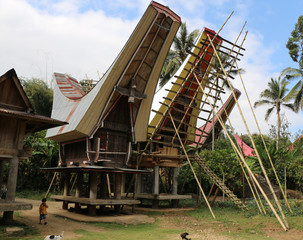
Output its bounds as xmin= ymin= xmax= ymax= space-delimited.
xmin=1 ymin=0 xmax=303 ymax=137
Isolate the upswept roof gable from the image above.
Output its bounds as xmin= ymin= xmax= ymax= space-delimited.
xmin=54 ymin=73 xmax=86 ymax=100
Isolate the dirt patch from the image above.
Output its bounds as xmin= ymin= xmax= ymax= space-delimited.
xmin=12 ymin=198 xmax=303 ymax=240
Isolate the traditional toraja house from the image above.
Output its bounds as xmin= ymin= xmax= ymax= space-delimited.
xmin=131 ymin=27 xmax=248 ymax=209
xmin=43 ymin=1 xmax=181 ymax=215
xmin=0 ymin=69 xmax=66 ymax=224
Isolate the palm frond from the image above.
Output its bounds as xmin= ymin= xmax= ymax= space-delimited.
xmin=280 ymin=67 xmax=303 ymax=81
xmin=254 ymin=99 xmax=273 ymax=108
xmin=265 ymin=106 xmax=275 ymax=121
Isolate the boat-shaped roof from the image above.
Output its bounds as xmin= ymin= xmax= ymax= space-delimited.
xmin=46 ymin=1 xmax=181 ymax=142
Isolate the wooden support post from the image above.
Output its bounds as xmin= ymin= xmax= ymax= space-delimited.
xmin=6 ymin=157 xmax=18 ymax=202
xmin=89 ymin=172 xmax=98 ymax=199
xmin=2 ymin=157 xmax=18 ymax=224
xmin=152 ymin=166 xmax=160 ymax=209
xmin=153 ymin=166 xmax=160 ymax=195
xmin=63 ymin=172 xmax=70 ymax=210
xmin=100 ymin=174 xmax=107 ymax=199
xmin=114 ymin=173 xmax=122 ymax=213
xmin=172 ymin=167 xmax=178 ymax=195
xmin=75 ymin=172 xmax=83 ymax=212
xmin=135 ymin=173 xmax=142 ymax=195
xmin=76 ymin=172 xmax=83 ymax=198
xmin=172 ymin=167 xmax=179 ymax=208
xmin=100 ymin=174 xmax=107 ymax=211
xmin=0 ymin=160 xmax=5 ymax=188
xmin=89 ymin=172 xmax=98 ymax=216
xmin=121 ymin=174 xmax=126 ymax=195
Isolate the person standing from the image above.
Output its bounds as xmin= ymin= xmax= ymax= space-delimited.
xmin=39 ymin=198 xmax=48 ymax=224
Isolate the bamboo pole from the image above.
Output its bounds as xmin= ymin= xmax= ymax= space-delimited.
xmin=107 ymin=174 xmax=111 ymax=195
xmin=168 ymin=111 xmax=216 ymax=219
xmin=206 ymin=33 xmax=289 ymax=230
xmin=210 ymin=187 xmax=220 ymax=207
xmin=249 ymin=170 xmax=267 ymax=215
xmin=192 ymin=70 xmax=287 ymax=231
xmin=235 ymin=60 xmax=292 ymax=213
xmin=45 ymin=172 xmax=57 ymax=199
xmin=207 ymin=183 xmax=215 ymax=201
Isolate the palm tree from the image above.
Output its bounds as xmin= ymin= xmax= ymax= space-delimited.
xmin=158 ymin=22 xmax=199 ymax=88
xmin=280 ymin=67 xmax=303 ymax=110
xmin=254 ymin=77 xmax=297 ymax=149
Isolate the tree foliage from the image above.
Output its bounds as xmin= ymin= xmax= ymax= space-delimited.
xmin=21 ymin=78 xmax=53 ymax=117
xmin=286 ymin=16 xmax=303 ymax=69
xmin=18 ymin=130 xmax=59 ymax=191
xmin=159 ymin=22 xmax=199 ymax=88
xmin=280 ymin=67 xmax=303 ymax=110
xmin=254 ymin=76 xmax=297 ymax=149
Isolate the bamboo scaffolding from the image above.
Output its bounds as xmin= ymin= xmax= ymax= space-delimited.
xmin=193 ymin=21 xmax=264 ymax=213
xmin=157 ymin=46 xmax=217 ymax=145
xmin=206 ymin=33 xmax=289 ymax=229
xmin=193 ymin=70 xmax=287 ymax=231
xmin=169 ymin=51 xmax=224 ymax=145
xmin=192 ymin=21 xmax=245 ymax=149
xmin=144 ymin=12 xmax=234 ymax=153
xmin=235 ymin=60 xmax=293 ymax=213
xmin=199 ymin=34 xmax=288 ymax=231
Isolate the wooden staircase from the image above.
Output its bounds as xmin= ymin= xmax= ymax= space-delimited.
xmin=195 ymin=154 xmax=248 ymax=211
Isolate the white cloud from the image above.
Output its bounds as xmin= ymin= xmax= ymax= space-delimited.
xmin=0 ymin=0 xmax=137 ymax=85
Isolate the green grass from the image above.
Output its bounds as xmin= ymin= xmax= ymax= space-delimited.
xmin=16 ymin=189 xmax=63 ymax=200
xmin=0 ymin=220 xmax=39 ymax=240
xmin=187 ymin=199 xmax=303 ymax=240
xmin=16 ymin=189 xmax=47 ymax=200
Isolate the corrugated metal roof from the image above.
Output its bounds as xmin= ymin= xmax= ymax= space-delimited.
xmin=54 ymin=73 xmax=85 ymax=100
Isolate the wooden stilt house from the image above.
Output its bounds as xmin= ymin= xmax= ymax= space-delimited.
xmin=0 ymin=69 xmax=66 ymax=224
xmin=43 ymin=1 xmax=181 ymax=215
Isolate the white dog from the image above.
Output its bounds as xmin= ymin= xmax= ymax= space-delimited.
xmin=44 ymin=231 xmax=64 ymax=240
